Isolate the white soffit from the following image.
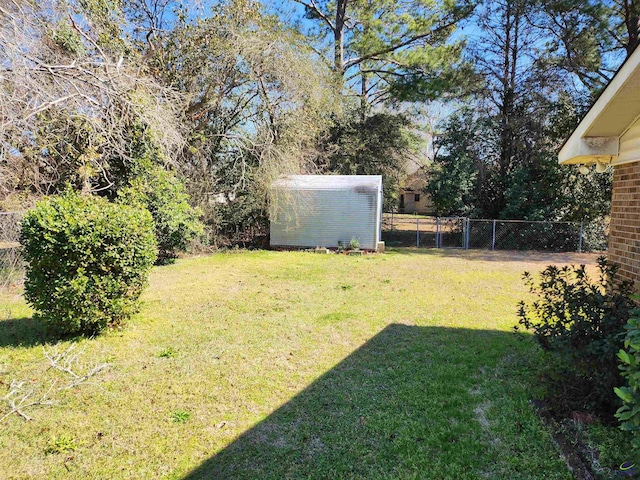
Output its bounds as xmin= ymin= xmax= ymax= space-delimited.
xmin=559 ymin=45 xmax=640 ymax=164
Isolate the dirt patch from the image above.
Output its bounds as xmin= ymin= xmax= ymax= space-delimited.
xmin=531 ymin=401 xmax=597 ymax=480
xmin=474 ymin=401 xmax=491 ymax=428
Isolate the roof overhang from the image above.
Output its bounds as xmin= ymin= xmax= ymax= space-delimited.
xmin=559 ymin=45 xmax=640 ymax=165
xmin=558 ymin=137 xmax=618 ymax=165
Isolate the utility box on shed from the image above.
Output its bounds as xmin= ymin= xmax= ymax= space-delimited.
xmin=270 ymin=175 xmax=383 ymax=251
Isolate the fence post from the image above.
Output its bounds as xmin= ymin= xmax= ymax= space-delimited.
xmin=578 ymin=220 xmax=584 ymax=253
xmin=416 ymin=218 xmax=419 ymax=247
xmin=465 ymin=218 xmax=470 ymax=250
xmin=492 ymin=220 xmax=497 ymax=251
xmin=436 ymin=217 xmax=440 ymax=248
xmin=391 ymin=210 xmax=394 ymax=237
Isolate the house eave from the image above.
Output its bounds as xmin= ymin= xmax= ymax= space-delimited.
xmin=558 ymin=136 xmax=619 ymax=165
xmin=559 ymin=44 xmax=640 ymax=165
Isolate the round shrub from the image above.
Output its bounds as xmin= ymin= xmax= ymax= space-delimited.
xmin=20 ymin=189 xmax=157 ymax=335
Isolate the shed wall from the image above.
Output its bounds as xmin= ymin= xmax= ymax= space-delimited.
xmin=270 ymin=187 xmax=381 ymax=250
xmin=610 ymin=161 xmax=640 ymax=287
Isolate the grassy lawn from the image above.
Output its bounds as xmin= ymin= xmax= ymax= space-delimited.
xmin=0 ymin=249 xmax=605 ymax=479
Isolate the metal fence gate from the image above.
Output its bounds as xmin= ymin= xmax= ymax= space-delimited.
xmin=382 ymin=213 xmax=606 ymax=252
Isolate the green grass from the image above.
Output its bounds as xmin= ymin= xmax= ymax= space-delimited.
xmin=0 ymin=248 xmax=606 ymax=479
xmin=44 ymin=434 xmax=78 ymax=455
xmin=171 ymin=410 xmax=192 ymax=423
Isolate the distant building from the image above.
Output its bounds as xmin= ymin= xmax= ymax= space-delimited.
xmin=398 ymin=172 xmax=433 ymax=214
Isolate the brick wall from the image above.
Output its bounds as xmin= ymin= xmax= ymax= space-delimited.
xmin=610 ymin=161 xmax=640 ymax=287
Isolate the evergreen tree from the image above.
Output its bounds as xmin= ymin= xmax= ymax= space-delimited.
xmin=291 ymin=0 xmax=474 ymax=111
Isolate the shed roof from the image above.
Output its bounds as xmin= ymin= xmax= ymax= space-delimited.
xmin=559 ymin=46 xmax=640 ymax=165
xmin=272 ymin=175 xmax=382 ymax=190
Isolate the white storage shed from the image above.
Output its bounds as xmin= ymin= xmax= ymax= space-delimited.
xmin=270 ymin=175 xmax=383 ymax=250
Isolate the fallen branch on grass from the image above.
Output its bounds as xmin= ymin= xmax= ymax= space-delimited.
xmin=1 ymin=343 xmax=112 ymax=422
xmin=44 ymin=343 xmax=111 ymax=390
xmin=1 ymin=379 xmax=57 ymax=422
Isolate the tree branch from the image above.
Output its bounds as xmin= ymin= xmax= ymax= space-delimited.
xmin=292 ymin=0 xmax=335 ymax=32
xmin=343 ymin=19 xmax=458 ymax=71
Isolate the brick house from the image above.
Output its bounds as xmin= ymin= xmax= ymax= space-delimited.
xmin=559 ymin=47 xmax=640 ymax=286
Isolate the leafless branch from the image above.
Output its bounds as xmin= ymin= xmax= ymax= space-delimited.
xmin=0 ymin=380 xmax=57 ymax=422
xmin=292 ymin=0 xmax=335 ymax=31
xmin=1 ymin=342 xmax=112 ymax=422
xmin=0 ymin=0 xmax=186 ymax=197
xmin=44 ymin=343 xmax=112 ymax=390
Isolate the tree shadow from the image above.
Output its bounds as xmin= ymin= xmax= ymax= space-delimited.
xmin=182 ymin=324 xmax=547 ymax=479
xmin=387 ymin=247 xmax=599 ymax=264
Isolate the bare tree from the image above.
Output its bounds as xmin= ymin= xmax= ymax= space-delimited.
xmin=148 ymin=1 xmax=339 ymax=242
xmin=0 ymin=0 xmax=184 ymax=203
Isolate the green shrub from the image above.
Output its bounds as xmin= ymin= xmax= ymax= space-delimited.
xmin=614 ymin=306 xmax=640 ymax=449
xmin=516 ymin=257 xmax=634 ymax=418
xmin=118 ymin=165 xmax=203 ymax=264
xmin=20 ymin=189 xmax=157 ymax=336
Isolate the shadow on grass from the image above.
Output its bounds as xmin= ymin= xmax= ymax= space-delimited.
xmin=182 ymin=324 xmax=556 ymax=480
xmin=382 ymin=230 xmax=438 ymax=248
xmin=0 ymin=315 xmax=50 ymax=348
xmin=386 ymin=247 xmax=599 ymax=264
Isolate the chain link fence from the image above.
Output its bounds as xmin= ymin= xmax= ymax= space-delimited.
xmin=467 ymin=219 xmax=581 ymax=251
xmin=0 ymin=211 xmax=24 ymax=287
xmin=382 ymin=213 xmax=607 ymax=252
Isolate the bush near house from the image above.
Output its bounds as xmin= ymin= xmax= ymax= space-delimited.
xmin=614 ymin=308 xmax=640 ymax=449
xmin=20 ymin=189 xmax=157 ymax=336
xmin=517 ymin=258 xmax=634 ymax=419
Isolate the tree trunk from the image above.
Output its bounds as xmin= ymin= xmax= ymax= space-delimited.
xmin=334 ymin=0 xmax=346 ymax=73
xmin=360 ymin=66 xmax=368 ymax=120
xmin=496 ymin=0 xmax=516 ymax=217
xmin=624 ymin=0 xmax=640 ymax=57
